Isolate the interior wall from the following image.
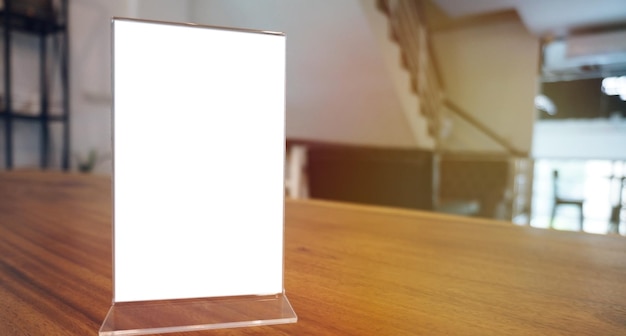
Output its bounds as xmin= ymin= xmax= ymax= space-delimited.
xmin=130 ymin=0 xmax=190 ymax=22
xmin=0 ymin=1 xmax=192 ymax=173
xmin=4 ymin=0 xmax=430 ymax=172
xmin=431 ymin=14 xmax=540 ymax=153
xmin=69 ymin=0 xmax=128 ymax=174
xmin=70 ymin=0 xmax=191 ymax=174
xmin=189 ymin=0 xmax=421 ymax=148
xmin=533 ymin=119 xmax=626 ymax=159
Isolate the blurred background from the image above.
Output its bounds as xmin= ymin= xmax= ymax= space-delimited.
xmin=1 ymin=0 xmax=625 ymax=234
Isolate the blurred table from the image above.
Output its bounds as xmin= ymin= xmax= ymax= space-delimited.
xmin=1 ymin=171 xmax=626 ymax=335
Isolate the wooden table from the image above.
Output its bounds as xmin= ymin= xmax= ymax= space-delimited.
xmin=1 ymin=171 xmax=626 ymax=335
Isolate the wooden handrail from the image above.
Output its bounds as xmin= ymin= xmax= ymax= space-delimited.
xmin=442 ymin=98 xmax=527 ymax=157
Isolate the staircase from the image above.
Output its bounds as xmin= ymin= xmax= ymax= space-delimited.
xmin=371 ymin=0 xmax=530 ymax=156
xmin=360 ymin=0 xmax=435 ymax=149
xmin=372 ymin=0 xmax=444 ymax=147
xmin=368 ymin=0 xmax=533 ymax=221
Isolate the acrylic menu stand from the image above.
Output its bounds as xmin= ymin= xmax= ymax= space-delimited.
xmin=100 ymin=18 xmax=296 ymax=335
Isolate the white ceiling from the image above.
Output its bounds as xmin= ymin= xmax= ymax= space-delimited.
xmin=431 ymin=0 xmax=626 ymax=36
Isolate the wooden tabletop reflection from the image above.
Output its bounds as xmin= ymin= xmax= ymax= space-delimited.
xmin=1 ymin=171 xmax=625 ymax=335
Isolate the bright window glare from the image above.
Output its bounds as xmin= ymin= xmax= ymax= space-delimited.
xmin=601 ymin=76 xmax=626 ymax=100
xmin=534 ymin=94 xmax=556 ymax=115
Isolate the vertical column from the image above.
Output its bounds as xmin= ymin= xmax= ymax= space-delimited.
xmin=61 ymin=0 xmax=70 ymax=171
xmin=40 ymin=33 xmax=49 ymax=168
xmin=3 ymin=0 xmax=13 ymax=169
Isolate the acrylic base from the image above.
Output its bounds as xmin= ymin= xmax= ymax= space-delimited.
xmin=99 ymin=293 xmax=297 ymax=335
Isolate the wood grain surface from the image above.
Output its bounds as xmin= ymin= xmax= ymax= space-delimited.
xmin=1 ymin=171 xmax=625 ymax=335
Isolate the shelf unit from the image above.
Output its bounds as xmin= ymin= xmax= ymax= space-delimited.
xmin=0 ymin=0 xmax=70 ymax=170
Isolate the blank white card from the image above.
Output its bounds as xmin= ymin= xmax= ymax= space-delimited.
xmin=113 ymin=19 xmax=285 ymax=302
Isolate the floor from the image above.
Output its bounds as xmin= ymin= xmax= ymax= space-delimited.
xmin=530 ymin=159 xmax=626 ymax=235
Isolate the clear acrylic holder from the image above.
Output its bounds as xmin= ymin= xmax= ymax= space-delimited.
xmin=102 ymin=18 xmax=295 ymax=335
xmin=99 ymin=293 xmax=296 ymax=335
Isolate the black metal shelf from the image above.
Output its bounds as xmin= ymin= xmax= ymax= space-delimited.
xmin=0 ymin=9 xmax=66 ymax=34
xmin=1 ymin=0 xmax=70 ymax=170
xmin=0 ymin=111 xmax=66 ymax=121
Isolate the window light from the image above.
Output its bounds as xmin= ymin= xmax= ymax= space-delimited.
xmin=601 ymin=76 xmax=626 ymax=101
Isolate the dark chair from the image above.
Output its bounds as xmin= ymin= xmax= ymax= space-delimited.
xmin=550 ymin=170 xmax=584 ymax=230
xmin=608 ymin=176 xmax=625 ymax=232
xmin=307 ymin=144 xmax=434 ymax=211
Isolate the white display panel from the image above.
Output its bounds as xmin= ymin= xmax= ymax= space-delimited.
xmin=112 ymin=19 xmax=285 ymax=303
